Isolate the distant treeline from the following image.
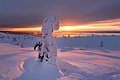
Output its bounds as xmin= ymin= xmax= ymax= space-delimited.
xmin=0 ymin=31 xmax=42 ymax=36
xmin=67 ymin=31 xmax=120 ymax=33
xmin=1 ymin=31 xmax=120 ymax=36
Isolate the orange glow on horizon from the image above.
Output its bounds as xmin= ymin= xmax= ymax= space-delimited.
xmin=11 ymin=27 xmax=41 ymax=32
xmin=0 ymin=25 xmax=120 ymax=32
xmin=0 ymin=18 xmax=120 ymax=32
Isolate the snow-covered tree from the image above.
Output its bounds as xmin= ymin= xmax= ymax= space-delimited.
xmin=39 ymin=16 xmax=59 ymax=64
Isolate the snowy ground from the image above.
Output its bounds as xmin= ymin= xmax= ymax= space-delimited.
xmin=0 ymin=33 xmax=120 ymax=80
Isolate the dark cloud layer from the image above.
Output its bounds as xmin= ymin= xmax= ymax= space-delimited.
xmin=0 ymin=0 xmax=120 ymax=27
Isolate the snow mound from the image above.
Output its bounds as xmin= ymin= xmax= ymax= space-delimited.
xmin=16 ymin=57 xmax=62 ymax=80
xmin=18 ymin=60 xmax=25 ymax=71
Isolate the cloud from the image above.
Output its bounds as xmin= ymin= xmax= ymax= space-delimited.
xmin=0 ymin=0 xmax=120 ymax=27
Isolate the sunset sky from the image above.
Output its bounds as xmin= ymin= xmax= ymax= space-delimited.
xmin=0 ymin=0 xmax=120 ymax=32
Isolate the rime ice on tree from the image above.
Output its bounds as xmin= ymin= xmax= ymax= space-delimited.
xmin=40 ymin=16 xmax=59 ymax=64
